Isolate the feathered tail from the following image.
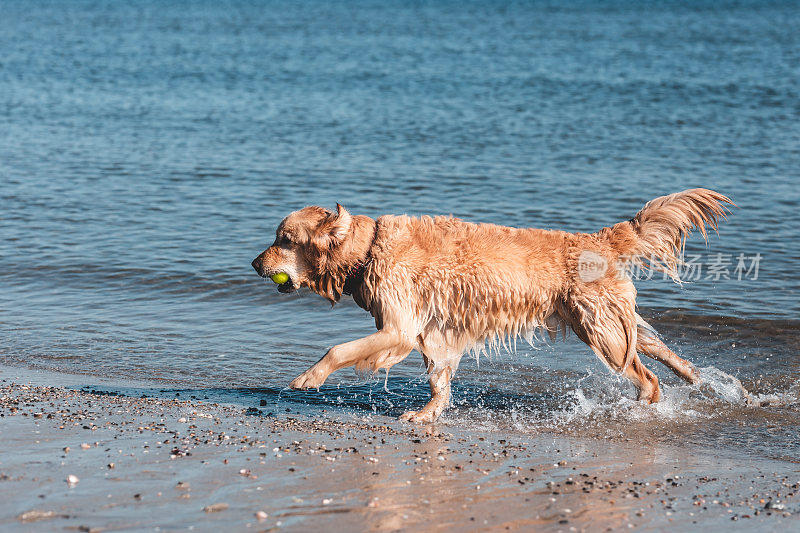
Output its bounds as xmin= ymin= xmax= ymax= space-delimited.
xmin=605 ymin=188 xmax=734 ymax=281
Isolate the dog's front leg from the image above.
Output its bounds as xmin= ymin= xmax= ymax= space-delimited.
xmin=400 ymin=359 xmax=453 ymax=424
xmin=290 ymin=330 xmax=403 ymax=390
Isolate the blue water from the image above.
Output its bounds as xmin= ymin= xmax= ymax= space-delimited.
xmin=1 ymin=1 xmax=798 ymax=447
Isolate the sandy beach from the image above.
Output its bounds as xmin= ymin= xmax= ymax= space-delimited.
xmin=1 ymin=365 xmax=797 ymax=532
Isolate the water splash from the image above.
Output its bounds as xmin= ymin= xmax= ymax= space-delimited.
xmin=540 ymin=364 xmax=800 ymax=431
xmin=696 ymin=366 xmax=750 ymax=403
xmin=697 ymin=366 xmax=798 ymax=408
xmin=550 ymin=372 xmax=706 ymax=428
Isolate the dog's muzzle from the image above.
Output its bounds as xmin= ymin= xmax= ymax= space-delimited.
xmin=252 ymin=257 xmax=296 ymax=293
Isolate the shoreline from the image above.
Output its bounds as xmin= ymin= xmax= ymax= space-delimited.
xmin=1 ymin=364 xmax=797 ymax=531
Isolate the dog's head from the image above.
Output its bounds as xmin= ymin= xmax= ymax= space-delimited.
xmin=251 ymin=204 xmax=372 ymax=302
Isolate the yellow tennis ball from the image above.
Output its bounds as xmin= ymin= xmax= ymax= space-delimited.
xmin=270 ymin=272 xmax=289 ymax=284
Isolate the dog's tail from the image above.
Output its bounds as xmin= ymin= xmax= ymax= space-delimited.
xmin=603 ymin=188 xmax=734 ymax=281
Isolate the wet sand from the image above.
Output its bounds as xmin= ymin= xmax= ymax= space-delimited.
xmin=1 ymin=366 xmax=797 ymax=532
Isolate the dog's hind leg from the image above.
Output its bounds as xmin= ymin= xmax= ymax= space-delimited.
xmin=399 ymin=353 xmax=456 ymax=424
xmin=290 ymin=329 xmax=412 ymax=390
xmin=566 ymin=286 xmax=661 ymax=403
xmin=583 ymin=333 xmax=662 ymax=404
xmin=635 ymin=314 xmax=701 ymax=384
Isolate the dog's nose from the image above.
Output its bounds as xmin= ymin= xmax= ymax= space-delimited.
xmin=251 ymin=257 xmax=263 ymax=275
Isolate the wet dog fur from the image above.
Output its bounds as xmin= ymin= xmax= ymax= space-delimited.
xmin=251 ymin=188 xmax=732 ymax=423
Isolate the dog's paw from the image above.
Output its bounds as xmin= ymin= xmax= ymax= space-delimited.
xmin=289 ymin=367 xmax=326 ymax=390
xmin=399 ymin=409 xmax=437 ymax=424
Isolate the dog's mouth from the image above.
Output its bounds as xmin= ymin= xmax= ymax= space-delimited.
xmin=277 ymin=276 xmax=296 ymax=293
xmin=252 ymin=265 xmax=297 ymax=293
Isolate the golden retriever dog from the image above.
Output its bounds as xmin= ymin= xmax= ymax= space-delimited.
xmin=252 ymin=188 xmax=732 ymax=423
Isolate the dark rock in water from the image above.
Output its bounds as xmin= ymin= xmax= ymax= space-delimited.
xmin=170 ymin=448 xmax=191 ymax=458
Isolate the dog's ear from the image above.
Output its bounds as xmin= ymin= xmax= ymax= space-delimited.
xmin=330 ymin=203 xmax=352 ymax=241
xmin=313 ymin=203 xmax=352 ymax=249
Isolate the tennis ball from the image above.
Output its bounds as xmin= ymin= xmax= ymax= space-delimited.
xmin=271 ymin=272 xmax=289 ymax=284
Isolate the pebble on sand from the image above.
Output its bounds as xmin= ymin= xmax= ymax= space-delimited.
xmin=203 ymin=503 xmax=229 ymax=513
xmin=17 ymin=510 xmax=56 ymax=523
xmin=255 ymin=511 xmax=268 ymax=521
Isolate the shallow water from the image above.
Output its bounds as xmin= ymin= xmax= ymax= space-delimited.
xmin=1 ymin=1 xmax=798 ymax=456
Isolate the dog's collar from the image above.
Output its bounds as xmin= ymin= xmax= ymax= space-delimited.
xmin=342 ymin=259 xmax=370 ymax=296
xmin=342 ymin=220 xmax=378 ymax=296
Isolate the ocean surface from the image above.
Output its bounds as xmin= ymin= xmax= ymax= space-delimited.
xmin=1 ymin=1 xmax=798 ymax=456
